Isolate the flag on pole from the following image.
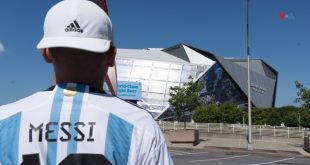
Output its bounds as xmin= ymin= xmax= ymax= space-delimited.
xmin=90 ymin=0 xmax=109 ymax=14
xmin=90 ymin=0 xmax=118 ymax=96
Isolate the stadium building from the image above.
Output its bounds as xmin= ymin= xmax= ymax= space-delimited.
xmin=115 ymin=44 xmax=278 ymax=118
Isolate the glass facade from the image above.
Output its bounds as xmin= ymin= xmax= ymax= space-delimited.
xmin=116 ymin=57 xmax=209 ymax=111
xmin=198 ymin=63 xmax=247 ymax=106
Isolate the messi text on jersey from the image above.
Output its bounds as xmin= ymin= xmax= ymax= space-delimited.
xmin=29 ymin=122 xmax=95 ymax=142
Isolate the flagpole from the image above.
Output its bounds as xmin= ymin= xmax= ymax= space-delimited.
xmin=246 ymin=0 xmax=253 ymax=150
xmin=90 ymin=0 xmax=118 ymax=96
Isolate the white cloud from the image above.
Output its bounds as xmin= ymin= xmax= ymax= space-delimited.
xmin=0 ymin=42 xmax=4 ymax=52
xmin=0 ymin=42 xmax=4 ymax=55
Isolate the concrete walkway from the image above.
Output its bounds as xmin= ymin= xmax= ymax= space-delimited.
xmin=167 ymin=136 xmax=310 ymax=157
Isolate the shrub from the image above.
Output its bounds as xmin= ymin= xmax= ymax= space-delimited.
xmin=193 ymin=104 xmax=220 ymax=123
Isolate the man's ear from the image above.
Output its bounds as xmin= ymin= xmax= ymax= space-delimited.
xmin=106 ymin=46 xmax=117 ymax=67
xmin=41 ymin=48 xmax=53 ymax=63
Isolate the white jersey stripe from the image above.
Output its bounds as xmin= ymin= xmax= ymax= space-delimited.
xmin=67 ymin=84 xmax=86 ymax=155
xmin=46 ymin=84 xmax=66 ymax=165
xmin=76 ymin=102 xmax=109 ymax=156
xmin=104 ymin=113 xmax=133 ymax=165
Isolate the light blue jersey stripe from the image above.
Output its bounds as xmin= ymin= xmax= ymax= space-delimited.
xmin=67 ymin=84 xmax=86 ymax=154
xmin=105 ymin=113 xmax=133 ymax=165
xmin=0 ymin=112 xmax=21 ymax=165
xmin=46 ymin=84 xmax=66 ymax=165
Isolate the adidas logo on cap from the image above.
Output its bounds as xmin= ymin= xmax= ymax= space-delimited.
xmin=65 ymin=20 xmax=83 ymax=33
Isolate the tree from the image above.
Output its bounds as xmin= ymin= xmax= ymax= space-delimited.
xmin=251 ymin=108 xmax=267 ymax=125
xmin=283 ymin=112 xmax=299 ymax=127
xmin=295 ymin=81 xmax=310 ymax=108
xmin=192 ymin=106 xmax=208 ymax=123
xmin=277 ymin=106 xmax=299 ymax=123
xmin=193 ymin=104 xmax=221 ymax=123
xmin=275 ymin=106 xmax=301 ymax=127
xmin=218 ymin=102 xmax=242 ymax=124
xmin=300 ymin=108 xmax=310 ymax=127
xmin=169 ymin=79 xmax=203 ymax=128
xmin=266 ymin=109 xmax=281 ymax=126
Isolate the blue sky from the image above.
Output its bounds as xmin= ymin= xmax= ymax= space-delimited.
xmin=0 ymin=0 xmax=309 ymax=107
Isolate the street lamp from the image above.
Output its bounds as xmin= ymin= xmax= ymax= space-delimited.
xmin=243 ymin=111 xmax=245 ymax=128
xmin=299 ymin=112 xmax=301 ymax=132
xmin=246 ymin=0 xmax=253 ymax=150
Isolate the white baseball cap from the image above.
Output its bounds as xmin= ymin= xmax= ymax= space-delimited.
xmin=37 ymin=0 xmax=113 ymax=53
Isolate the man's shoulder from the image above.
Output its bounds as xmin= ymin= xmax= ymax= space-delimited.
xmin=89 ymin=94 xmax=158 ymax=128
xmin=100 ymin=97 xmax=163 ymax=143
xmin=0 ymin=91 xmax=51 ymax=120
xmin=90 ymin=94 xmax=153 ymax=117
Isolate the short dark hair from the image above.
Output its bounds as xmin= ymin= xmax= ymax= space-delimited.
xmin=49 ymin=47 xmax=107 ymax=68
xmin=49 ymin=47 xmax=107 ymax=56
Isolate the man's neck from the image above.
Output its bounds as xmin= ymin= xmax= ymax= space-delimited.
xmin=55 ymin=79 xmax=104 ymax=90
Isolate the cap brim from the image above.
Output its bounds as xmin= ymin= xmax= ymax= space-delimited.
xmin=37 ymin=37 xmax=111 ymax=53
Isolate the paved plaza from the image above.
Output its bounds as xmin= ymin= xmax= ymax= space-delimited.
xmin=170 ymin=149 xmax=309 ymax=165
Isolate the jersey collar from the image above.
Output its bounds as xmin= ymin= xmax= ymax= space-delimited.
xmin=45 ymin=83 xmax=106 ymax=94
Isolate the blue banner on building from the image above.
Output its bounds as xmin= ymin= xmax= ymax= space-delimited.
xmin=117 ymin=81 xmax=142 ymax=100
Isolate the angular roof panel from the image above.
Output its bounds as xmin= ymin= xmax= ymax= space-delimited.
xmin=117 ymin=48 xmax=190 ymax=64
xmin=183 ymin=44 xmax=277 ymax=108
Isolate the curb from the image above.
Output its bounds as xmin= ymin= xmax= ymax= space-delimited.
xmin=168 ymin=145 xmax=309 ymax=158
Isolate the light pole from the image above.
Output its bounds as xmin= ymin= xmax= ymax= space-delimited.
xmin=299 ymin=112 xmax=301 ymax=132
xmin=243 ymin=111 xmax=245 ymax=128
xmin=246 ymin=0 xmax=253 ymax=150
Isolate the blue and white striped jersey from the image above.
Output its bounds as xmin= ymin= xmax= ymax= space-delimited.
xmin=0 ymin=83 xmax=173 ymax=165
